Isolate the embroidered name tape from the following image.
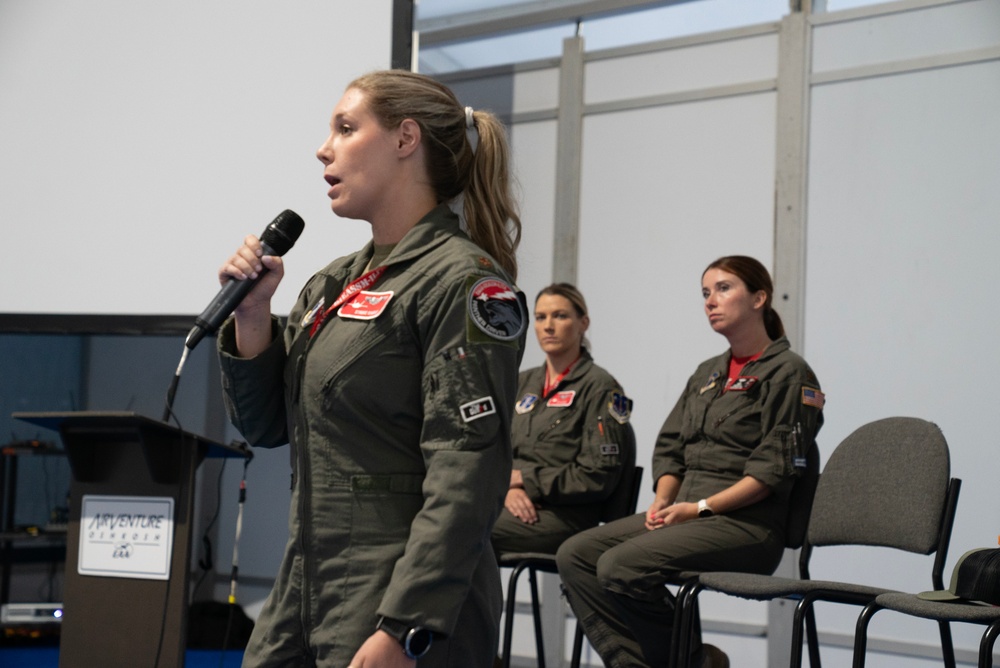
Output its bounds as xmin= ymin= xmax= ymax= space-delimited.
xmin=600 ymin=443 xmax=620 ymax=455
xmin=460 ymin=396 xmax=496 ymax=423
xmin=547 ymin=390 xmax=575 ymax=408
xmin=338 ymin=290 xmax=394 ymax=320
xmin=727 ymin=376 xmax=758 ymax=392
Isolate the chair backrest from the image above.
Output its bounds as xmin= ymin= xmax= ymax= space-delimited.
xmin=600 ymin=422 xmax=641 ymax=523
xmin=806 ymin=417 xmax=953 ymax=554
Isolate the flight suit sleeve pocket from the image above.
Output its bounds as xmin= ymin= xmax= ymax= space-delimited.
xmin=745 ymin=424 xmax=797 ymax=488
xmin=422 ymin=346 xmax=503 ymax=451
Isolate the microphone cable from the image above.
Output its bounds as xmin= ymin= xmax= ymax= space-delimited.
xmin=162 ymin=344 xmax=190 ymax=422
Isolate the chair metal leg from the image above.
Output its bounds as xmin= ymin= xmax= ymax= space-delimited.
xmin=527 ymin=567 xmax=546 ymax=668
xmin=851 ymin=601 xmax=882 ymax=668
xmin=980 ymin=619 xmax=1000 ymax=668
xmin=670 ymin=579 xmax=702 ymax=668
xmin=804 ymin=598 xmax=821 ymax=668
xmin=938 ymin=618 xmax=956 ymax=668
xmin=790 ymin=592 xmax=825 ymax=668
xmin=569 ymin=621 xmax=584 ymax=668
xmin=790 ymin=596 xmax=809 ymax=668
xmin=502 ymin=561 xmax=531 ymax=668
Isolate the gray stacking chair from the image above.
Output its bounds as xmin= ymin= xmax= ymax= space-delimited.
xmin=673 ymin=416 xmax=961 ymax=668
xmin=498 ymin=422 xmax=641 ymax=668
xmin=853 ymin=580 xmax=1000 ymax=667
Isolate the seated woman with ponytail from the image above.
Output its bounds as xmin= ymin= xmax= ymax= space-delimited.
xmin=556 ymin=255 xmax=824 ymax=668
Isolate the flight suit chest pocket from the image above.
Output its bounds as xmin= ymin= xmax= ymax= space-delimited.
xmin=706 ymin=385 xmax=763 ymax=439
xmin=316 ymin=314 xmax=413 ymax=412
xmin=535 ymin=404 xmax=579 ymax=439
xmin=681 ymin=391 xmax=713 ymax=440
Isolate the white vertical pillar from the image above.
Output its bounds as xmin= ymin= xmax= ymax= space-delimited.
xmin=769 ymin=8 xmax=812 ymax=666
xmin=552 ymin=34 xmax=586 ymax=286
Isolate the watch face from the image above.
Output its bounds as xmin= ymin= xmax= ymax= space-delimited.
xmin=405 ymin=628 xmax=433 ymax=659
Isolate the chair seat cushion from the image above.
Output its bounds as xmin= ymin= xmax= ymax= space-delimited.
xmin=699 ymin=572 xmax=896 ymax=601
xmin=874 ymin=592 xmax=1000 ymax=622
xmin=497 ymin=552 xmax=560 ymax=572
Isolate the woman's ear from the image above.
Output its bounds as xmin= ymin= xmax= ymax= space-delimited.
xmin=396 ymin=118 xmax=422 ymax=157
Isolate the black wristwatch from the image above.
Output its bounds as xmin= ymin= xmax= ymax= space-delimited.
xmin=377 ymin=616 xmax=434 ymax=659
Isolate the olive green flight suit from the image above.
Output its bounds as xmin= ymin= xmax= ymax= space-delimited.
xmin=492 ymin=351 xmax=634 ymax=556
xmin=557 ymin=337 xmax=823 ymax=668
xmin=218 ymin=205 xmax=527 ymax=667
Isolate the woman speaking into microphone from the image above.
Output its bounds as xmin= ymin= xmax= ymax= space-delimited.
xmin=216 ymin=70 xmax=527 ymax=668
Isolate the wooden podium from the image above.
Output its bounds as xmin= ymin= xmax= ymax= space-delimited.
xmin=13 ymin=411 xmax=250 ymax=668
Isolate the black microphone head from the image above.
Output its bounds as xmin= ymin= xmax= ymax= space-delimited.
xmin=260 ymin=209 xmax=305 ymax=256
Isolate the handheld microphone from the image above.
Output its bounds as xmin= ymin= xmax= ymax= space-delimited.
xmin=185 ymin=209 xmax=305 ymax=350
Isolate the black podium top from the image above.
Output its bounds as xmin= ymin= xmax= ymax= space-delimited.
xmin=12 ymin=411 xmax=251 ymax=484
xmin=13 ymin=411 xmax=247 ymax=458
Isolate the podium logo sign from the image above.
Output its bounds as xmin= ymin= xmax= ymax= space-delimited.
xmin=79 ymin=495 xmax=174 ymax=580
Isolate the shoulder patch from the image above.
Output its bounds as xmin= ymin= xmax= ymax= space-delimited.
xmin=802 ymin=387 xmax=825 ymax=408
xmin=608 ymin=392 xmax=632 ymax=424
xmin=467 ymin=276 xmax=526 ymax=342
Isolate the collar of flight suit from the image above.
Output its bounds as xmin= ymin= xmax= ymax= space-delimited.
xmin=345 ymin=204 xmax=469 ymax=279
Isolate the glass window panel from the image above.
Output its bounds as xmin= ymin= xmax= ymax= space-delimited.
xmin=418 ymin=0 xmax=788 ymax=74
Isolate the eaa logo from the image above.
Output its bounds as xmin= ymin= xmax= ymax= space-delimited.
xmin=112 ymin=543 xmax=134 ymax=559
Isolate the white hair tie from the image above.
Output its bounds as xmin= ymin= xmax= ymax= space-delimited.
xmin=464 ymin=106 xmax=479 ymax=153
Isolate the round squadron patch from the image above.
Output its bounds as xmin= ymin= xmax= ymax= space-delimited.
xmin=467 ymin=277 xmax=526 ymax=341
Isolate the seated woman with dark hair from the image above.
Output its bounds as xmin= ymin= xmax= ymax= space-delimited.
xmin=556 ymin=256 xmax=825 ymax=668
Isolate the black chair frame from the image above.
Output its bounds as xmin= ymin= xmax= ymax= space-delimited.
xmin=673 ymin=476 xmax=960 ymax=668
xmin=499 ymin=464 xmax=643 ymax=668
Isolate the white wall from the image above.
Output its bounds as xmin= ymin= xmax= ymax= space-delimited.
xmin=0 ymin=0 xmax=392 ymax=316
xmin=804 ymin=2 xmax=1000 ymax=651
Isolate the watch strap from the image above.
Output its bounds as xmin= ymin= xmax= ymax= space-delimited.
xmin=377 ymin=616 xmax=433 ymax=659
xmin=697 ymin=498 xmax=714 ymax=517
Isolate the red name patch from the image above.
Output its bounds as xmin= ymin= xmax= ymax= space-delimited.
xmin=338 ymin=291 xmax=394 ymax=320
xmin=547 ymin=390 xmax=576 ymax=407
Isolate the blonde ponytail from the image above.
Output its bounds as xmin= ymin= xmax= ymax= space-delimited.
xmin=348 ymin=71 xmax=521 ymax=280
